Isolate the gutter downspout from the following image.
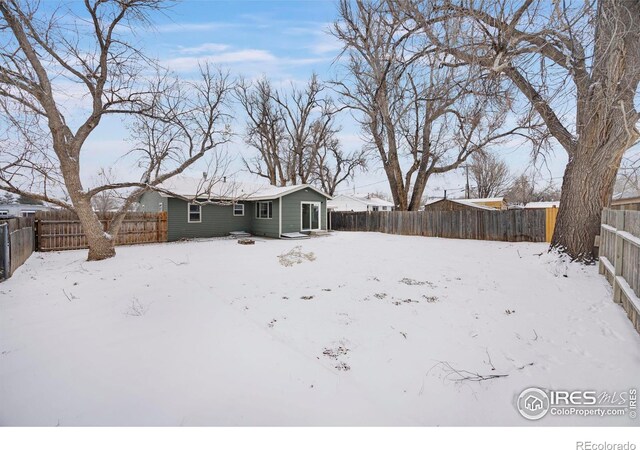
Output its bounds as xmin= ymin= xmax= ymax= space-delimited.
xmin=278 ymin=196 xmax=282 ymax=238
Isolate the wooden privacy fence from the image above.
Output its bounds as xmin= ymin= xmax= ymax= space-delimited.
xmin=0 ymin=217 xmax=35 ymax=280
xmin=599 ymin=208 xmax=640 ymax=334
xmin=330 ymin=209 xmax=548 ymax=242
xmin=35 ymin=211 xmax=168 ymax=251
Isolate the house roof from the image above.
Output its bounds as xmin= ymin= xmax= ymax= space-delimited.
xmin=611 ymin=195 xmax=640 ymax=206
xmin=424 ymin=198 xmax=498 ymax=211
xmin=463 ymin=197 xmax=505 ymax=204
xmin=154 ymin=176 xmax=331 ymax=201
xmin=330 ymin=193 xmax=395 ymax=207
xmin=524 ymin=201 xmax=560 ymax=209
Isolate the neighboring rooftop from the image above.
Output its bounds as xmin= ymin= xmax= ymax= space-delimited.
xmin=523 ymin=201 xmax=560 ymax=209
xmin=424 ymin=198 xmax=498 ymax=211
xmin=463 ymin=197 xmax=505 ymax=204
xmin=611 ymin=195 xmax=640 ymax=205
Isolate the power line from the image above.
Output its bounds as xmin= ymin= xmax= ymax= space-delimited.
xmin=334 ymin=178 xmax=388 ymax=193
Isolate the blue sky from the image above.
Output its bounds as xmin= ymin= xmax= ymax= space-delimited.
xmin=80 ymin=0 xmax=568 ymax=198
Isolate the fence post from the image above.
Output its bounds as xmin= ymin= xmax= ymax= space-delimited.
xmin=598 ymin=209 xmax=607 ymax=275
xmin=612 ymin=210 xmax=625 ymax=304
xmin=1 ymin=223 xmax=9 ymax=279
xmin=34 ymin=219 xmax=39 ymax=252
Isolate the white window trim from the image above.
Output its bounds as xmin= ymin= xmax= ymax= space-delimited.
xmin=300 ymin=201 xmax=322 ymax=231
xmin=187 ymin=203 xmax=202 ymax=223
xmin=233 ymin=203 xmax=245 ymax=217
xmin=21 ymin=210 xmax=36 ymax=217
xmin=0 ymin=210 xmax=9 ymax=216
xmin=255 ymin=201 xmax=273 ymax=219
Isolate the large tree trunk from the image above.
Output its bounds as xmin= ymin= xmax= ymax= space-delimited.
xmin=73 ymin=197 xmax=116 ymax=261
xmin=552 ymin=149 xmax=621 ymax=262
xmin=551 ymin=0 xmax=640 ymax=262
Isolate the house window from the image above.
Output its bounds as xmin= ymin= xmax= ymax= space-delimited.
xmin=0 ymin=210 xmax=9 ymax=217
xmin=188 ymin=203 xmax=201 ymax=223
xmin=21 ymin=210 xmax=36 ymax=217
xmin=372 ymin=206 xmax=379 ymax=212
xmin=255 ymin=201 xmax=272 ymax=219
xmin=233 ymin=203 xmax=244 ymax=216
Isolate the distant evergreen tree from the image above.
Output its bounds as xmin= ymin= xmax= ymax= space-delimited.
xmin=17 ymin=195 xmax=43 ymax=205
xmin=0 ymin=192 xmax=15 ymax=204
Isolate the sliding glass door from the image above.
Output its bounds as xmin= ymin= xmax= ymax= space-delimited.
xmin=301 ymin=202 xmax=321 ymax=231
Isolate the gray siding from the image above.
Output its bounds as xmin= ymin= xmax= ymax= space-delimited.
xmin=139 ymin=191 xmax=167 ymax=213
xmin=250 ymin=198 xmax=280 ymax=238
xmin=155 ymin=187 xmax=329 ymax=241
xmin=167 ymin=198 xmax=252 ymax=241
xmin=281 ymin=188 xmax=328 ymax=233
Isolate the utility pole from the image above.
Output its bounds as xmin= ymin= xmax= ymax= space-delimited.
xmin=463 ymin=165 xmax=470 ymax=199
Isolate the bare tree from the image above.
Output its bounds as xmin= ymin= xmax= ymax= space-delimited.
xmin=614 ymin=150 xmax=640 ymax=198
xmin=314 ymin=132 xmax=367 ymax=196
xmin=333 ymin=0 xmax=523 ymax=211
xmin=0 ymin=1 xmax=233 ymax=260
xmin=505 ymin=173 xmax=536 ymax=205
xmin=506 ymin=172 xmax=561 ymax=204
xmin=276 ymin=74 xmax=328 ymax=185
xmin=236 ymin=74 xmax=366 ymax=192
xmin=468 ymin=151 xmax=511 ymax=198
xmin=394 ymin=0 xmax=640 ymax=261
xmin=235 ymin=77 xmax=288 ymax=186
xmin=91 ymin=190 xmax=119 ymax=215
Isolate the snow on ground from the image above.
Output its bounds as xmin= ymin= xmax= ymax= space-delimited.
xmin=1 ymin=232 xmax=639 ymax=426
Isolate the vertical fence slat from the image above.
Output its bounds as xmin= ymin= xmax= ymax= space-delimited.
xmin=34 ymin=211 xmax=168 ymax=252
xmin=329 ymin=209 xmax=547 ymax=242
xmin=598 ymin=208 xmax=640 ymax=335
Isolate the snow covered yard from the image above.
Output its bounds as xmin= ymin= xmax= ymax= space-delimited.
xmin=1 ymin=232 xmax=639 ymax=426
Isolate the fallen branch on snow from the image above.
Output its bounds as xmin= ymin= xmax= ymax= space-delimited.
xmin=429 ymin=361 xmax=509 ymax=382
xmin=278 ymin=246 xmax=316 ymax=267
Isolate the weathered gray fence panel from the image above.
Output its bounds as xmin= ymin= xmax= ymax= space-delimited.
xmin=0 ymin=217 xmax=35 ymax=280
xmin=330 ymin=209 xmax=547 ymax=243
xmin=9 ymin=227 xmax=34 ymax=275
xmin=599 ymin=208 xmax=640 ymax=335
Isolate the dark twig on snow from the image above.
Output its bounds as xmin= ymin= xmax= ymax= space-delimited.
xmin=430 ymin=361 xmax=509 ymax=382
xmin=484 ymin=348 xmax=496 ymax=371
xmin=62 ymin=289 xmax=72 ymax=302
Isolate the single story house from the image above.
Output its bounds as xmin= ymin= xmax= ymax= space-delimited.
xmin=138 ymin=177 xmax=331 ymax=241
xmin=328 ymin=193 xmax=395 ymax=212
xmin=463 ymin=197 xmax=507 ymax=210
xmin=423 ymin=198 xmax=498 ymax=212
xmin=0 ymin=203 xmax=53 ymax=218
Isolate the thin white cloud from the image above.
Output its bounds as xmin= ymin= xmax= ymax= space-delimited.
xmin=156 ymin=22 xmax=237 ymax=33
xmin=177 ymin=43 xmax=231 ymax=55
xmin=283 ymin=23 xmax=343 ymax=56
xmin=164 ymin=49 xmax=277 ymax=72
xmin=310 ymin=37 xmax=343 ymax=56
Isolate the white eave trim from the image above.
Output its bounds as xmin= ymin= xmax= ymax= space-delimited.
xmin=158 ymin=184 xmax=332 ymax=201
